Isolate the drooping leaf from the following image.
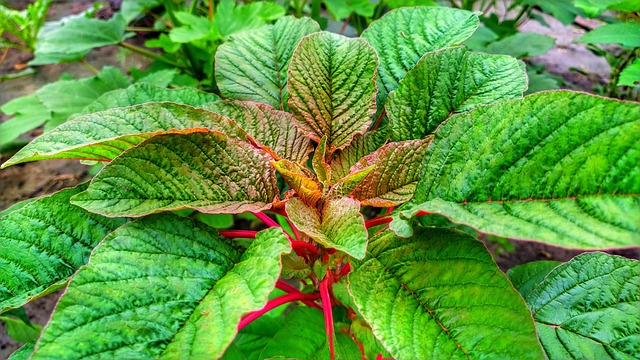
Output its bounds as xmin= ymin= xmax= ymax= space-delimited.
xmin=393 ymin=91 xmax=640 ymax=248
xmin=523 ymin=252 xmax=639 ymax=360
xmin=387 ymin=46 xmax=526 ymax=141
xmin=31 ymin=13 xmax=128 ymax=65
xmin=351 ymin=138 xmax=431 ymax=206
xmin=485 ymin=32 xmax=556 ymax=58
xmin=71 ymin=131 xmax=278 ymax=217
xmin=2 ymin=103 xmax=246 ymax=168
xmin=330 ymin=130 xmax=388 ymax=182
xmin=287 ymin=197 xmax=368 ymax=259
xmin=361 ymin=7 xmax=479 ymax=106
xmin=349 ymin=227 xmax=545 ymax=359
xmin=577 ymin=23 xmax=640 ymax=48
xmin=259 ymin=307 xmax=362 ymax=359
xmin=0 ymin=315 xmax=42 ymax=342
xmin=0 ymin=184 xmax=127 ymax=313
xmin=507 ymin=260 xmax=562 ymax=299
xmin=81 ymin=83 xmax=220 ymax=114
xmin=203 ymin=100 xmax=312 ymax=163
xmin=287 ymin=32 xmax=378 ymax=152
xmin=30 ymin=215 xmax=290 ymax=359
xmin=215 ymin=16 xmax=320 ymax=109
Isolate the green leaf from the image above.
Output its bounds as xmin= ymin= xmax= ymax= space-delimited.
xmin=259 ymin=307 xmax=361 ymax=359
xmin=31 ymin=13 xmax=128 ymax=65
xmin=121 ymin=0 xmax=160 ymax=22
xmin=524 ymin=252 xmax=639 ymax=359
xmin=0 ymin=184 xmax=127 ymax=313
xmin=386 ymin=0 xmax=438 ymax=8
xmin=485 ymin=32 xmax=556 ymax=58
xmin=387 ymin=46 xmax=527 ymax=141
xmin=2 ymin=103 xmax=246 ymax=168
xmin=349 ymin=227 xmax=545 ymax=359
xmin=287 ymin=197 xmax=368 ymax=259
xmin=215 ymin=16 xmax=320 ymax=110
xmin=323 ymin=0 xmax=376 ymax=20
xmin=170 ymin=12 xmax=215 ymax=43
xmin=203 ymin=100 xmax=313 ymax=164
xmin=193 ymin=213 xmax=234 ymax=229
xmin=214 ymin=0 xmax=286 ymax=40
xmin=273 ymin=159 xmax=323 ymax=206
xmin=287 ymin=32 xmax=378 ymax=152
xmin=350 ymin=319 xmax=393 ymax=360
xmin=30 ymin=215 xmax=290 ymax=359
xmin=81 ymin=83 xmax=219 ymax=114
xmin=577 ymin=23 xmax=640 ymax=48
xmin=8 ymin=342 xmax=35 ymax=360
xmin=0 ymin=94 xmax=48 ymax=147
xmin=522 ymin=0 xmax=581 ymax=25
xmin=396 ymin=92 xmax=640 ymax=248
xmin=71 ymin=131 xmax=278 ymax=217
xmin=618 ymin=59 xmax=640 ymax=87
xmin=0 ymin=315 xmax=42 ymax=343
xmin=222 ymin=312 xmax=285 ymax=360
xmin=575 ymin=0 xmax=640 ymax=17
xmin=362 ymin=7 xmax=479 ymax=106
xmin=507 ymin=260 xmax=561 ymax=299
xmin=351 ymin=138 xmax=431 ymax=206
xmin=330 ymin=130 xmax=389 ymax=182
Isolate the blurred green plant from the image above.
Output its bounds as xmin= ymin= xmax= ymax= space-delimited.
xmin=0 ymin=0 xmax=52 ymax=53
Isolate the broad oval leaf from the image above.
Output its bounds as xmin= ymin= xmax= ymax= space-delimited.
xmin=362 ymin=7 xmax=479 ymax=107
xmin=215 ymin=16 xmax=320 ymax=109
xmin=287 ymin=32 xmax=378 ymax=152
xmin=393 ymin=91 xmax=640 ymax=248
xmin=81 ymin=83 xmax=220 ymax=114
xmin=351 ymin=138 xmax=431 ymax=206
xmin=203 ymin=100 xmax=313 ymax=163
xmin=71 ymin=131 xmax=279 ymax=217
xmin=524 ymin=253 xmax=639 ymax=360
xmin=330 ymin=129 xmax=389 ymax=182
xmin=349 ymin=227 xmax=545 ymax=359
xmin=387 ymin=46 xmax=527 ymax=141
xmin=0 ymin=185 xmax=126 ymax=313
xmin=287 ymin=197 xmax=368 ymax=259
xmin=2 ymin=103 xmax=246 ymax=168
xmin=30 ymin=215 xmax=290 ymax=359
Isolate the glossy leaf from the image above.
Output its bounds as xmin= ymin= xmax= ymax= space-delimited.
xmin=215 ymin=16 xmax=320 ymax=109
xmin=349 ymin=228 xmax=545 ymax=359
xmin=362 ymin=7 xmax=479 ymax=106
xmin=387 ymin=46 xmax=527 ymax=141
xmin=330 ymin=130 xmax=388 ymax=182
xmin=0 ymin=185 xmax=126 ymax=313
xmin=2 ymin=103 xmax=246 ymax=168
xmin=524 ymin=252 xmax=639 ymax=359
xmin=351 ymin=138 xmax=431 ymax=206
xmin=287 ymin=32 xmax=378 ymax=152
xmin=393 ymin=91 xmax=640 ymax=248
xmin=81 ymin=83 xmax=220 ymax=114
xmin=203 ymin=100 xmax=312 ymax=163
xmin=259 ymin=307 xmax=361 ymax=359
xmin=71 ymin=132 xmax=278 ymax=217
xmin=30 ymin=215 xmax=290 ymax=359
xmin=287 ymin=197 xmax=368 ymax=259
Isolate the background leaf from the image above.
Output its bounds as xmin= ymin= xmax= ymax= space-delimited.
xmin=386 ymin=46 xmax=527 ymax=141
xmin=0 ymin=185 xmax=126 ymax=313
xmin=361 ymin=7 xmax=479 ymax=107
xmin=215 ymin=16 xmax=320 ymax=110
xmin=31 ymin=215 xmax=290 ymax=359
xmin=349 ymin=227 xmax=544 ymax=359
xmin=523 ymin=253 xmax=639 ymax=359
xmin=71 ymin=132 xmax=278 ymax=217
xmin=577 ymin=23 xmax=640 ymax=47
xmin=484 ymin=32 xmax=556 ymax=58
xmin=395 ymin=92 xmax=640 ymax=248
xmin=287 ymin=32 xmax=378 ymax=152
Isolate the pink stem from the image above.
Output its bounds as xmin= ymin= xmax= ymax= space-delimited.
xmin=365 ymin=216 xmax=392 ymax=229
xmin=218 ymin=230 xmax=258 ymax=239
xmin=253 ymin=212 xmax=280 ymax=228
xmin=238 ymin=292 xmax=321 ymax=331
xmin=276 ymin=280 xmax=322 ymax=309
xmin=320 ymin=274 xmax=335 ymax=360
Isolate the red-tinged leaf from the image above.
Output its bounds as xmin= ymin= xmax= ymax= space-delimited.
xmin=312 ymin=136 xmax=331 ymax=186
xmin=330 ymin=130 xmax=389 ymax=183
xmin=71 ymin=131 xmax=279 ymax=217
xmin=272 ymin=159 xmax=324 ymax=207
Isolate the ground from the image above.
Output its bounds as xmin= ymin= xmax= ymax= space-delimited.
xmin=0 ymin=1 xmax=637 ymax=358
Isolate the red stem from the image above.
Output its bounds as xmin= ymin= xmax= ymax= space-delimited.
xmin=292 ymin=240 xmax=318 ymax=256
xmin=288 ymin=218 xmax=302 ymax=240
xmin=339 ymin=16 xmax=351 ymax=35
xmin=276 ymin=280 xmax=322 ymax=309
xmin=238 ymin=292 xmax=321 ymax=331
xmin=218 ymin=230 xmax=257 ymax=239
xmin=320 ymin=274 xmax=335 ymax=360
xmin=254 ymin=212 xmax=280 ymax=228
xmin=337 ymin=262 xmax=351 ymax=278
xmin=370 ymin=108 xmax=387 ymax=131
xmin=365 ymin=216 xmax=392 ymax=229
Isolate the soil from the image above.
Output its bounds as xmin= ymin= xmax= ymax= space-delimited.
xmin=0 ymin=2 xmax=638 ymax=359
